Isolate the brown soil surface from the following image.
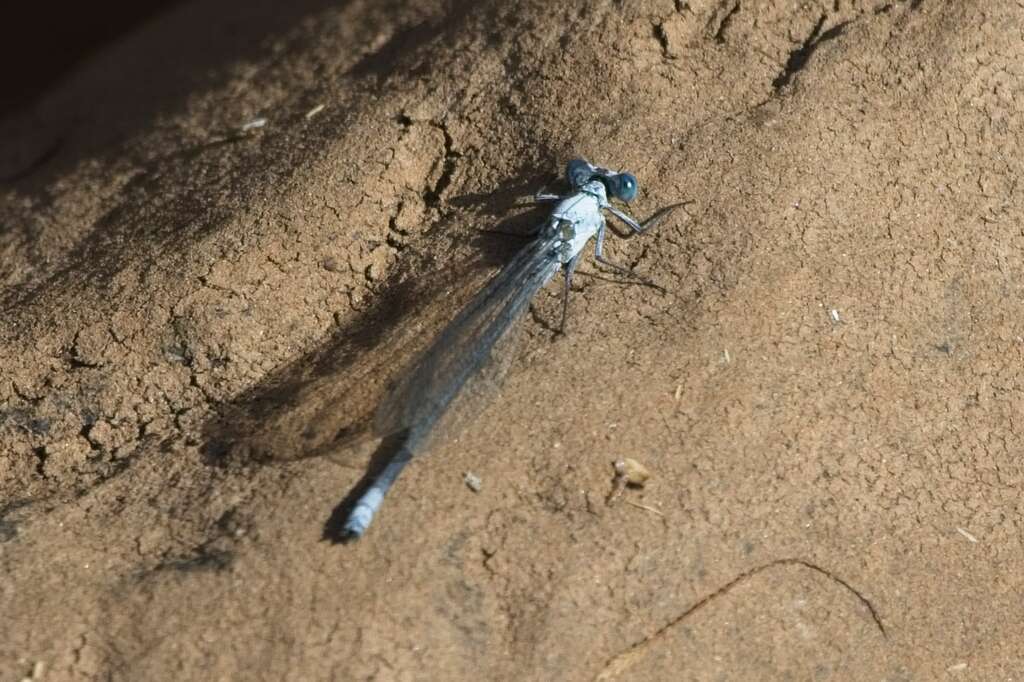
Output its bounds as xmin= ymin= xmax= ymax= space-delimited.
xmin=2 ymin=1 xmax=1023 ymax=679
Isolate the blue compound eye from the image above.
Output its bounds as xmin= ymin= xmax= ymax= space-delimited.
xmin=611 ymin=172 xmax=638 ymax=202
xmin=566 ymin=158 xmax=595 ymax=188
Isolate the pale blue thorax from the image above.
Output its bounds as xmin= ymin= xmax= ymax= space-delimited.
xmin=547 ymin=180 xmax=610 ymax=264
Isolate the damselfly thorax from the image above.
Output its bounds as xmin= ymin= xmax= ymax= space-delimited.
xmin=544 ymin=180 xmax=609 ymax=264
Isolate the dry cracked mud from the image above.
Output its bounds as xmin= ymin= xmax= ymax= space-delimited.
xmin=2 ymin=0 xmax=1023 ymax=679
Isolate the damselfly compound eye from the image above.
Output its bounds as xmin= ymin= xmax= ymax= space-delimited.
xmin=612 ymin=173 xmax=638 ymax=202
xmin=566 ymin=158 xmax=595 ymax=188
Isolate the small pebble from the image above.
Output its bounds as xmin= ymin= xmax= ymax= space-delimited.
xmin=613 ymin=458 xmax=650 ymax=487
xmin=464 ymin=472 xmax=482 ymax=493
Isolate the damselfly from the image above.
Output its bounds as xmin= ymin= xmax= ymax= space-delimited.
xmin=342 ymin=158 xmax=684 ymax=538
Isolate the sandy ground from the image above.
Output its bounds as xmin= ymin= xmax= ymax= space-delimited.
xmin=2 ymin=0 xmax=1023 ymax=679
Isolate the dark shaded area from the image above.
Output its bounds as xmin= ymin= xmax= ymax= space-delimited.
xmin=0 ymin=136 xmax=64 ymax=183
xmin=146 ymin=509 xmax=242 ymax=573
xmin=198 ymin=174 xmax=560 ymax=543
xmin=0 ymin=2 xmax=185 ymax=120
xmin=0 ymin=500 xmax=32 ymax=543
xmin=711 ymin=1 xmax=741 ymax=44
xmin=198 ymin=177 xmax=555 ymax=467
xmin=152 ymin=547 xmax=235 ymax=573
xmin=348 ymin=20 xmax=441 ymax=80
xmin=1 ymin=0 xmax=371 ymax=314
xmin=772 ymin=16 xmax=851 ymax=91
xmin=0 ymin=0 xmax=491 ymax=318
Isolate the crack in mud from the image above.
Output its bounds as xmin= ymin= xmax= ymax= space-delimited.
xmin=708 ymin=0 xmax=741 ymax=44
xmin=772 ymin=15 xmax=851 ymax=92
xmin=30 ymin=444 xmax=46 ymax=471
xmin=652 ymin=22 xmax=671 ymax=60
xmin=423 ymin=121 xmax=459 ymax=209
xmin=596 ymin=557 xmax=886 ymax=680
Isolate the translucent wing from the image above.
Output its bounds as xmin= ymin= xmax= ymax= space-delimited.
xmin=373 ymin=232 xmax=560 ymax=446
xmin=342 ymin=232 xmax=562 ymax=537
xmin=207 ymin=232 xmax=559 ymax=467
xmin=203 ymin=249 xmax=507 ymax=464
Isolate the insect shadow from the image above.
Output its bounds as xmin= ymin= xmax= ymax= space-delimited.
xmin=199 ymin=169 xmax=559 ymax=543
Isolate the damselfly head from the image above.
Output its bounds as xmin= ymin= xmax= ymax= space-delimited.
xmin=565 ymin=157 xmax=639 ymax=203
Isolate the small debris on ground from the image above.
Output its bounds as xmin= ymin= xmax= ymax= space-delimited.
xmin=606 ymin=457 xmax=651 ymax=506
xmin=956 ymin=526 xmax=978 ymax=543
xmin=239 ymin=117 xmax=268 ymax=133
xmin=614 ymin=458 xmax=650 ymax=487
xmin=305 ymin=103 xmax=326 ymax=119
xmin=625 ymin=500 xmax=664 ymax=516
xmin=463 ymin=472 xmax=482 ymax=493
xmin=18 ymin=660 xmax=46 ymax=682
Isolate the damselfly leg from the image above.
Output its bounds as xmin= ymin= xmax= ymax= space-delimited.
xmin=608 ymin=202 xmax=691 ymax=234
xmin=559 ymin=252 xmax=582 ymax=334
xmin=593 ymin=219 xmax=667 ymax=293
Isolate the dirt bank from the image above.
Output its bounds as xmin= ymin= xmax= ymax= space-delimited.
xmin=2 ymin=0 xmax=1022 ymax=679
